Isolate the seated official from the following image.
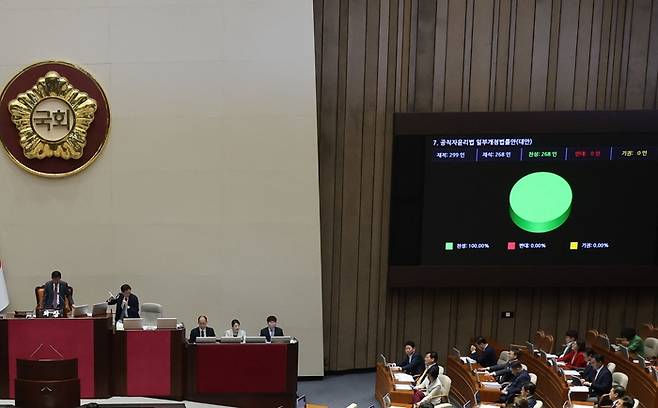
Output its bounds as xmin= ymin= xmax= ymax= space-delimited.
xmin=107 ymin=284 xmax=139 ymax=322
xmin=413 ymin=365 xmax=444 ymax=407
xmin=470 ymin=336 xmax=497 ymax=368
xmin=224 ymin=319 xmax=246 ymax=338
xmin=190 ymin=315 xmax=215 ymax=343
xmin=620 ymin=327 xmax=644 ymax=357
xmin=598 ymin=385 xmax=626 ymax=408
xmin=416 ymin=351 xmax=439 ymax=389
xmin=498 ymin=362 xmax=530 ymax=403
xmin=484 ymin=349 xmax=521 ymax=383
xmin=616 ymin=396 xmax=634 ymax=408
xmin=582 ymin=348 xmax=596 ymax=380
xmin=559 ymin=329 xmax=579 ymax=358
xmin=582 ymin=354 xmax=612 ymax=400
xmin=43 ymin=271 xmax=74 ymax=310
xmin=394 ymin=340 xmax=424 ymax=376
xmin=517 ymin=382 xmax=537 ymax=408
xmin=557 ymin=340 xmax=587 ymax=369
xmin=259 ymin=315 xmax=284 ymax=341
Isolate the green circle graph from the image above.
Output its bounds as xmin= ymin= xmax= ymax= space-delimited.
xmin=509 ymin=172 xmax=573 ymax=233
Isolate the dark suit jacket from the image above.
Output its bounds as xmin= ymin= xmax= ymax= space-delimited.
xmin=589 ymin=366 xmax=613 ymax=397
xmin=504 ymin=370 xmax=531 ymax=403
xmin=472 ymin=345 xmax=497 ymax=368
xmin=108 ymin=293 xmax=140 ymax=322
xmin=398 ymin=352 xmax=424 ymax=376
xmin=43 ymin=281 xmax=73 ymax=310
xmin=582 ymin=363 xmax=595 ymax=382
xmin=260 ymin=326 xmax=284 ymax=341
xmin=189 ymin=326 xmax=216 ymax=343
xmin=489 ymin=359 xmax=519 ymax=383
xmin=527 ymin=395 xmax=537 ymax=408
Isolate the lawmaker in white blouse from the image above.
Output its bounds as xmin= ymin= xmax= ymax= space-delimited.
xmin=224 ymin=319 xmax=246 ymax=338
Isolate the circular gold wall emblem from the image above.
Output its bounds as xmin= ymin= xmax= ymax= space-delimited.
xmin=0 ymin=62 xmax=110 ymax=177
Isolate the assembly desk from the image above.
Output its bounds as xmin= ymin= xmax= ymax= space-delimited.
xmin=446 ymin=355 xmax=501 ymax=405
xmin=0 ymin=316 xmax=300 ymax=408
xmin=375 ymin=363 xmax=413 ymax=407
xmin=185 ymin=341 xmax=299 ymax=408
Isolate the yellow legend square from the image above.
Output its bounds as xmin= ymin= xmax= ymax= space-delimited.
xmin=569 ymin=242 xmax=579 ymax=250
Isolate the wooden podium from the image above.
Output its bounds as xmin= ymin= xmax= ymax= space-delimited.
xmin=15 ymin=358 xmax=80 ymax=408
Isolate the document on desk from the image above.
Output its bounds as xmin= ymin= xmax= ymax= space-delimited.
xmin=563 ymin=370 xmax=580 ymax=376
xmin=557 ymin=361 xmax=566 ymax=366
xmin=481 ymin=381 xmax=502 ymax=389
xmin=394 ymin=384 xmax=413 ymax=391
xmin=460 ymin=356 xmax=477 ymax=364
xmin=394 ymin=373 xmax=415 ymax=382
xmin=480 ymin=405 xmax=502 ymax=408
xmin=545 ymin=353 xmax=558 ymax=359
xmin=569 ymin=386 xmax=590 ymax=393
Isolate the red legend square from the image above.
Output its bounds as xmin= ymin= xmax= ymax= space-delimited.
xmin=507 ymin=242 xmax=516 ymax=250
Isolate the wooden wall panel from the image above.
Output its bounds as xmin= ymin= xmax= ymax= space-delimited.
xmin=314 ymin=0 xmax=658 ymax=371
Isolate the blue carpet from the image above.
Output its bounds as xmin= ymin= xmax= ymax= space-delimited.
xmin=298 ymin=372 xmax=378 ymax=408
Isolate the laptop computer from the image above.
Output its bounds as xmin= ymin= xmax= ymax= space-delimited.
xmin=92 ymin=303 xmax=108 ymax=316
xmin=196 ymin=336 xmax=217 ymax=344
xmin=452 ymin=347 xmax=461 ymax=358
xmin=122 ymin=318 xmax=143 ymax=330
xmin=296 ymin=395 xmax=306 ymax=408
xmin=271 ymin=336 xmax=292 ymax=344
xmin=156 ymin=318 xmax=177 ymax=329
xmin=526 ymin=341 xmax=535 ymax=352
xmin=220 ymin=336 xmax=243 ymax=343
xmin=73 ymin=304 xmax=89 ymax=317
xmin=245 ymin=336 xmax=267 ymax=343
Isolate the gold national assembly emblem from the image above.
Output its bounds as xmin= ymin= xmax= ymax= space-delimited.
xmin=0 ymin=61 xmax=110 ymax=177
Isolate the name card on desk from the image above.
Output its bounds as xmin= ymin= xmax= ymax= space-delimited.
xmin=563 ymin=370 xmax=580 ymax=376
xmin=569 ymin=386 xmax=590 ymax=393
xmin=394 ymin=373 xmax=414 ymax=382
xmin=480 ymin=381 xmax=502 ymax=389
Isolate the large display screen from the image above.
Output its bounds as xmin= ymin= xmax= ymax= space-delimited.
xmin=389 ymin=112 xmax=658 ymax=286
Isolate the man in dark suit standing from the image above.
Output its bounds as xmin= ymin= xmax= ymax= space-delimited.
xmin=260 ymin=315 xmax=284 ymax=341
xmin=107 ymin=284 xmax=140 ymax=322
xmin=395 ymin=340 xmax=424 ymax=376
xmin=582 ymin=354 xmax=613 ymax=400
xmin=189 ymin=315 xmax=216 ymax=343
xmin=470 ymin=336 xmax=497 ymax=368
xmin=43 ymin=271 xmax=74 ymax=311
xmin=499 ymin=362 xmax=531 ymax=403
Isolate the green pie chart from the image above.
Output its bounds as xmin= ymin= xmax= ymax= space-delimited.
xmin=509 ymin=172 xmax=573 ymax=233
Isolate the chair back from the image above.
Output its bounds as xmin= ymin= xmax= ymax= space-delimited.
xmin=438 ymin=374 xmax=451 ymax=396
xmin=437 ymin=365 xmax=445 ymax=375
xmin=535 ymin=401 xmax=544 ymax=408
xmin=633 ymin=399 xmax=640 ymax=408
xmin=529 ymin=372 xmax=538 ymax=384
xmin=644 ymin=337 xmax=658 ymax=358
xmin=140 ymin=303 xmax=163 ymax=326
xmin=612 ymin=372 xmax=629 ymax=388
xmin=35 ymin=286 xmax=45 ymax=310
xmin=497 ymin=350 xmax=510 ymax=365
xmin=607 ymin=362 xmax=616 ymax=373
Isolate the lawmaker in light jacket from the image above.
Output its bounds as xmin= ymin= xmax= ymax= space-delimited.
xmin=224 ymin=319 xmax=247 ymax=338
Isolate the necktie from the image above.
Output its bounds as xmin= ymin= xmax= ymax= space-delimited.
xmin=201 ymin=329 xmax=205 ymax=337
xmin=53 ymin=284 xmax=59 ymax=308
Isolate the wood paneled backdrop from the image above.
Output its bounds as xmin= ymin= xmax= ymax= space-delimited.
xmin=313 ymin=0 xmax=658 ymax=371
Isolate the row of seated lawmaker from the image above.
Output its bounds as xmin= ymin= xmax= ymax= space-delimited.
xmin=189 ymin=315 xmax=284 ymax=343
xmin=389 ymin=342 xmax=449 ymax=406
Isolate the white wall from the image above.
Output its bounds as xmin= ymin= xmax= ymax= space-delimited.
xmin=0 ymin=0 xmax=323 ymax=376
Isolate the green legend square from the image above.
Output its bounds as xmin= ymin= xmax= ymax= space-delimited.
xmin=445 ymin=242 xmax=454 ymax=251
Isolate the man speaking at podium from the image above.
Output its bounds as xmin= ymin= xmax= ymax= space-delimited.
xmin=107 ymin=284 xmax=140 ymax=322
